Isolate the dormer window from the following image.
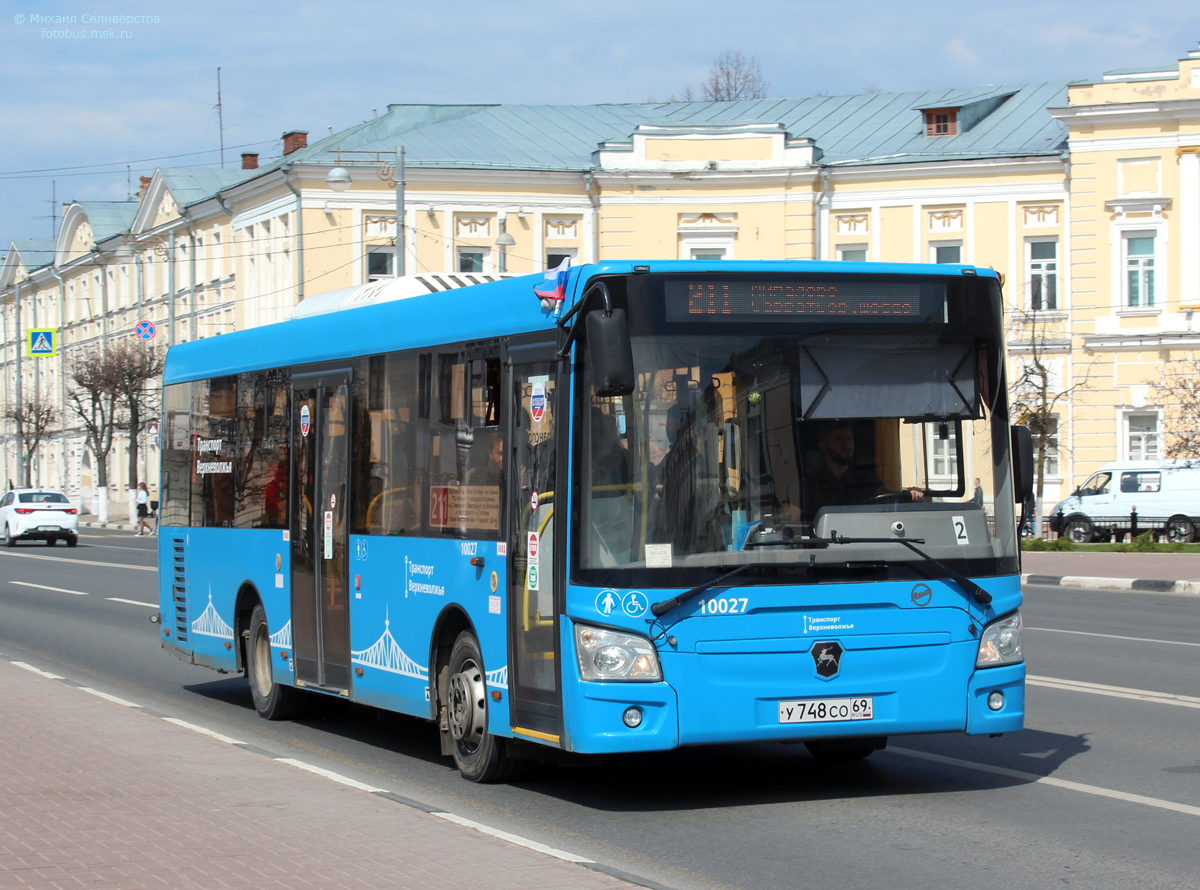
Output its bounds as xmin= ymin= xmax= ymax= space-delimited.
xmin=925 ymin=108 xmax=957 ymax=136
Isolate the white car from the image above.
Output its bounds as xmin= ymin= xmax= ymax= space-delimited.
xmin=0 ymin=489 xmax=80 ymax=546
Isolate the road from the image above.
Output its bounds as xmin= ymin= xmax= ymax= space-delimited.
xmin=1 ymin=533 xmax=1197 ymax=890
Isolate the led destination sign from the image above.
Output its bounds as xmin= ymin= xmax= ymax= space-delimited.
xmin=665 ymin=280 xmax=924 ymax=321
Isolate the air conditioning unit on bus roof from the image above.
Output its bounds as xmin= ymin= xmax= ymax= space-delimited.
xmin=289 ymin=273 xmax=514 ymax=320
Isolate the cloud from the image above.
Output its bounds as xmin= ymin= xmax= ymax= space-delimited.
xmin=947 ymin=37 xmax=978 ymax=65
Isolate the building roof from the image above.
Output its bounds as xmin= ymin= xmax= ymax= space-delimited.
xmin=159 ymin=167 xmax=251 ymax=210
xmin=73 ymin=202 xmax=138 ymax=244
xmin=8 ymin=238 xmax=56 ymax=272
xmin=259 ymin=81 xmax=1070 ymax=176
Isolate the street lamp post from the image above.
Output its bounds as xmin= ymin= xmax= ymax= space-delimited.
xmin=495 ymin=217 xmax=515 ymax=274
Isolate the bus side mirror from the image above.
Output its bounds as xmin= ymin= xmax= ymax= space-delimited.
xmin=585 ymin=308 xmax=635 ymax=397
xmin=1011 ymin=425 xmax=1034 ymax=503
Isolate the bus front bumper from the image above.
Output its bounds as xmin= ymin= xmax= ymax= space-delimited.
xmin=562 ymin=643 xmax=1025 ymax=754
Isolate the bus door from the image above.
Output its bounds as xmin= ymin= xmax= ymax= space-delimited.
xmin=505 ymin=344 xmax=563 ymax=743
xmin=290 ymin=370 xmax=352 ymax=692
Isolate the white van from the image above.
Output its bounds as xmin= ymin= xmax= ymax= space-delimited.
xmin=1051 ymin=460 xmax=1200 ymax=543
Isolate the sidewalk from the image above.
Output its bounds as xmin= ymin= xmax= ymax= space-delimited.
xmin=0 ymin=659 xmax=642 ymax=890
xmin=1022 ymin=550 xmax=1200 ymax=594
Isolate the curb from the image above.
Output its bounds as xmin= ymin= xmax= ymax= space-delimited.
xmin=79 ymin=521 xmax=139 ymax=531
xmin=1022 ymin=573 xmax=1200 ymax=595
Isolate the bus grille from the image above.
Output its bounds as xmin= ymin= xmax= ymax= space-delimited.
xmin=172 ymin=538 xmax=188 ymax=643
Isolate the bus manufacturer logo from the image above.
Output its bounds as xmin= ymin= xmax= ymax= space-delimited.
xmin=812 ymin=641 xmax=843 ymax=680
xmin=911 ymin=584 xmax=932 ymax=607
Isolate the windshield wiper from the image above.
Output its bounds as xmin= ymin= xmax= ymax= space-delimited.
xmin=821 ymin=532 xmax=992 ymax=605
xmin=650 ymin=564 xmax=757 ymax=617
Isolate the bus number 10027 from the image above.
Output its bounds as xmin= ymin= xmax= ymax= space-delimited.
xmin=698 ymin=597 xmax=749 ymax=615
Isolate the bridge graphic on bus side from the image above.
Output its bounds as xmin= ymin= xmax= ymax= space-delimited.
xmin=269 ymin=621 xmax=292 ymax=648
xmin=351 ymin=612 xmax=509 ymax=689
xmin=351 ymin=616 xmax=429 ymax=680
xmin=191 ymin=593 xmax=235 ymax=639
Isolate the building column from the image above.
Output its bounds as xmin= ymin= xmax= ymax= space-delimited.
xmin=1178 ymin=147 xmax=1200 ymax=305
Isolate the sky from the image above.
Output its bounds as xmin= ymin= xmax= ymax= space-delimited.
xmin=1 ymin=0 xmax=1198 ymax=253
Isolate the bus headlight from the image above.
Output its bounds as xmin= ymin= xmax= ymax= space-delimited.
xmin=976 ymin=610 xmax=1023 ymax=668
xmin=575 ymin=624 xmax=662 ymax=682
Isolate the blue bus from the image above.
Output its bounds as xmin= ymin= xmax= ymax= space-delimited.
xmin=157 ymin=261 xmax=1033 ymax=782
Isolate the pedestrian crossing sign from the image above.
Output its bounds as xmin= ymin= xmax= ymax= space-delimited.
xmin=27 ymin=329 xmax=56 ymax=357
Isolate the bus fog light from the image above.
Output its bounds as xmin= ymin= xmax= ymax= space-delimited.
xmin=575 ymin=624 xmax=662 ymax=682
xmin=623 ymin=707 xmax=643 ymax=728
xmin=987 ymin=691 xmax=1005 ymax=711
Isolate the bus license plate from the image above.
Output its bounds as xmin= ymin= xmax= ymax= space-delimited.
xmin=778 ymin=697 xmax=873 ymax=724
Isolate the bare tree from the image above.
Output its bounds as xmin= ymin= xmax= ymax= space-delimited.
xmin=677 ymin=51 xmax=768 ymax=102
xmin=1008 ymin=308 xmax=1092 ymax=532
xmin=5 ymin=390 xmax=58 ymax=487
xmin=106 ymin=338 xmax=165 ymax=490
xmin=68 ymin=347 xmax=122 ymax=492
xmin=1155 ymin=357 xmax=1200 ymax=458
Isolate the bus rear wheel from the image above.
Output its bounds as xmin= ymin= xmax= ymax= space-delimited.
xmin=444 ymin=631 xmax=520 ymax=783
xmin=247 ymin=603 xmax=306 ymax=720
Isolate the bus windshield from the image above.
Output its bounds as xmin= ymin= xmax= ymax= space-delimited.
xmin=576 ymin=273 xmax=1019 ymax=586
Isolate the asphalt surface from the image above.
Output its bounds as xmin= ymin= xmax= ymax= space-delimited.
xmin=2 ymin=533 xmax=1198 ymax=890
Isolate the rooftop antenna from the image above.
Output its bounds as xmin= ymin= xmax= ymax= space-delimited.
xmin=126 ymin=164 xmax=132 ymax=200
xmin=216 ymin=66 xmax=225 ymax=168
xmin=37 ymin=181 xmax=59 ymax=241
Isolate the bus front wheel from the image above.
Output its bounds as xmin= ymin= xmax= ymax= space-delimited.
xmin=444 ymin=631 xmax=520 ymax=783
xmin=247 ymin=603 xmax=306 ymax=720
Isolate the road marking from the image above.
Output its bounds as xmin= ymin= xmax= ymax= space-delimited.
xmin=162 ymin=717 xmax=246 ymax=745
xmin=1026 ymin=626 xmax=1200 ymax=648
xmin=107 ymin=597 xmax=157 ymax=607
xmin=11 ymin=661 xmax=64 ymax=679
xmin=78 ymin=687 xmax=142 ymax=708
xmin=10 ymin=581 xmax=89 ymax=595
xmin=431 ymin=812 xmax=594 ymax=863
xmin=891 ymin=747 xmax=1200 ymax=818
xmin=0 ymin=551 xmax=156 ymax=571
xmin=275 ymin=758 xmax=385 ymax=793
xmin=1027 ymin=675 xmax=1200 ymax=709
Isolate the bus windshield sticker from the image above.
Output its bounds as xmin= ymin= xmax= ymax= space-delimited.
xmin=300 ymin=404 xmax=310 ymax=437
xmin=496 ymin=541 xmax=507 ymax=556
xmin=645 ymin=543 xmax=672 ymax=568
xmin=952 ymin=515 xmax=969 ymax=545
xmin=323 ymin=511 xmax=333 ymax=558
xmin=527 ymin=563 xmax=539 ymax=591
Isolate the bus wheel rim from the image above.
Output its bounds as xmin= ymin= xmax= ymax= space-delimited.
xmin=447 ymin=661 xmax=486 ymax=747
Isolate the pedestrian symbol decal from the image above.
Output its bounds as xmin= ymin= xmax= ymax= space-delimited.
xmin=596 ymin=589 xmax=618 ymax=616
xmin=27 ymin=329 xmax=56 ymax=357
xmin=135 ymin=320 xmax=156 ymax=341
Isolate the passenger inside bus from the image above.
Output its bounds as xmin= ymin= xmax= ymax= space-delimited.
xmin=467 ymin=432 xmax=504 ymax=486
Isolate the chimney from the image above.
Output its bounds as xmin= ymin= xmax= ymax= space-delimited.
xmin=241 ymin=152 xmax=259 ymax=170
xmin=282 ymin=130 xmax=308 ymax=156
xmin=138 ymin=176 xmax=152 ymax=201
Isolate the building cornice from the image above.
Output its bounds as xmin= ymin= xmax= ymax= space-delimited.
xmin=1083 ymin=331 xmax=1200 ymax=351
xmin=1049 ymin=98 xmax=1200 ymax=127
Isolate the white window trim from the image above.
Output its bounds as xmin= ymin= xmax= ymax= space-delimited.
xmin=456 ymin=247 xmax=492 ymax=274
xmin=1025 ymin=236 xmax=1060 ymax=314
xmin=681 ymin=233 xmax=735 ymax=260
xmin=836 ymin=243 xmax=869 ymax=262
xmin=1119 ymin=408 xmax=1162 ymax=462
xmin=928 ymin=240 xmax=963 ymax=264
xmin=545 ymin=246 xmax=577 ymax=270
xmin=1109 ymin=219 xmax=1168 ymax=314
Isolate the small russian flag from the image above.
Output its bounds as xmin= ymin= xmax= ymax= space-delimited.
xmin=534 ymin=256 xmax=571 ymax=307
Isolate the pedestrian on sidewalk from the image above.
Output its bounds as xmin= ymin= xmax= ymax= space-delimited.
xmin=135 ymin=482 xmax=152 ymax=536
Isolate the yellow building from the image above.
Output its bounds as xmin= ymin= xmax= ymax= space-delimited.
xmin=2 ymin=43 xmax=1199 ymax=520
